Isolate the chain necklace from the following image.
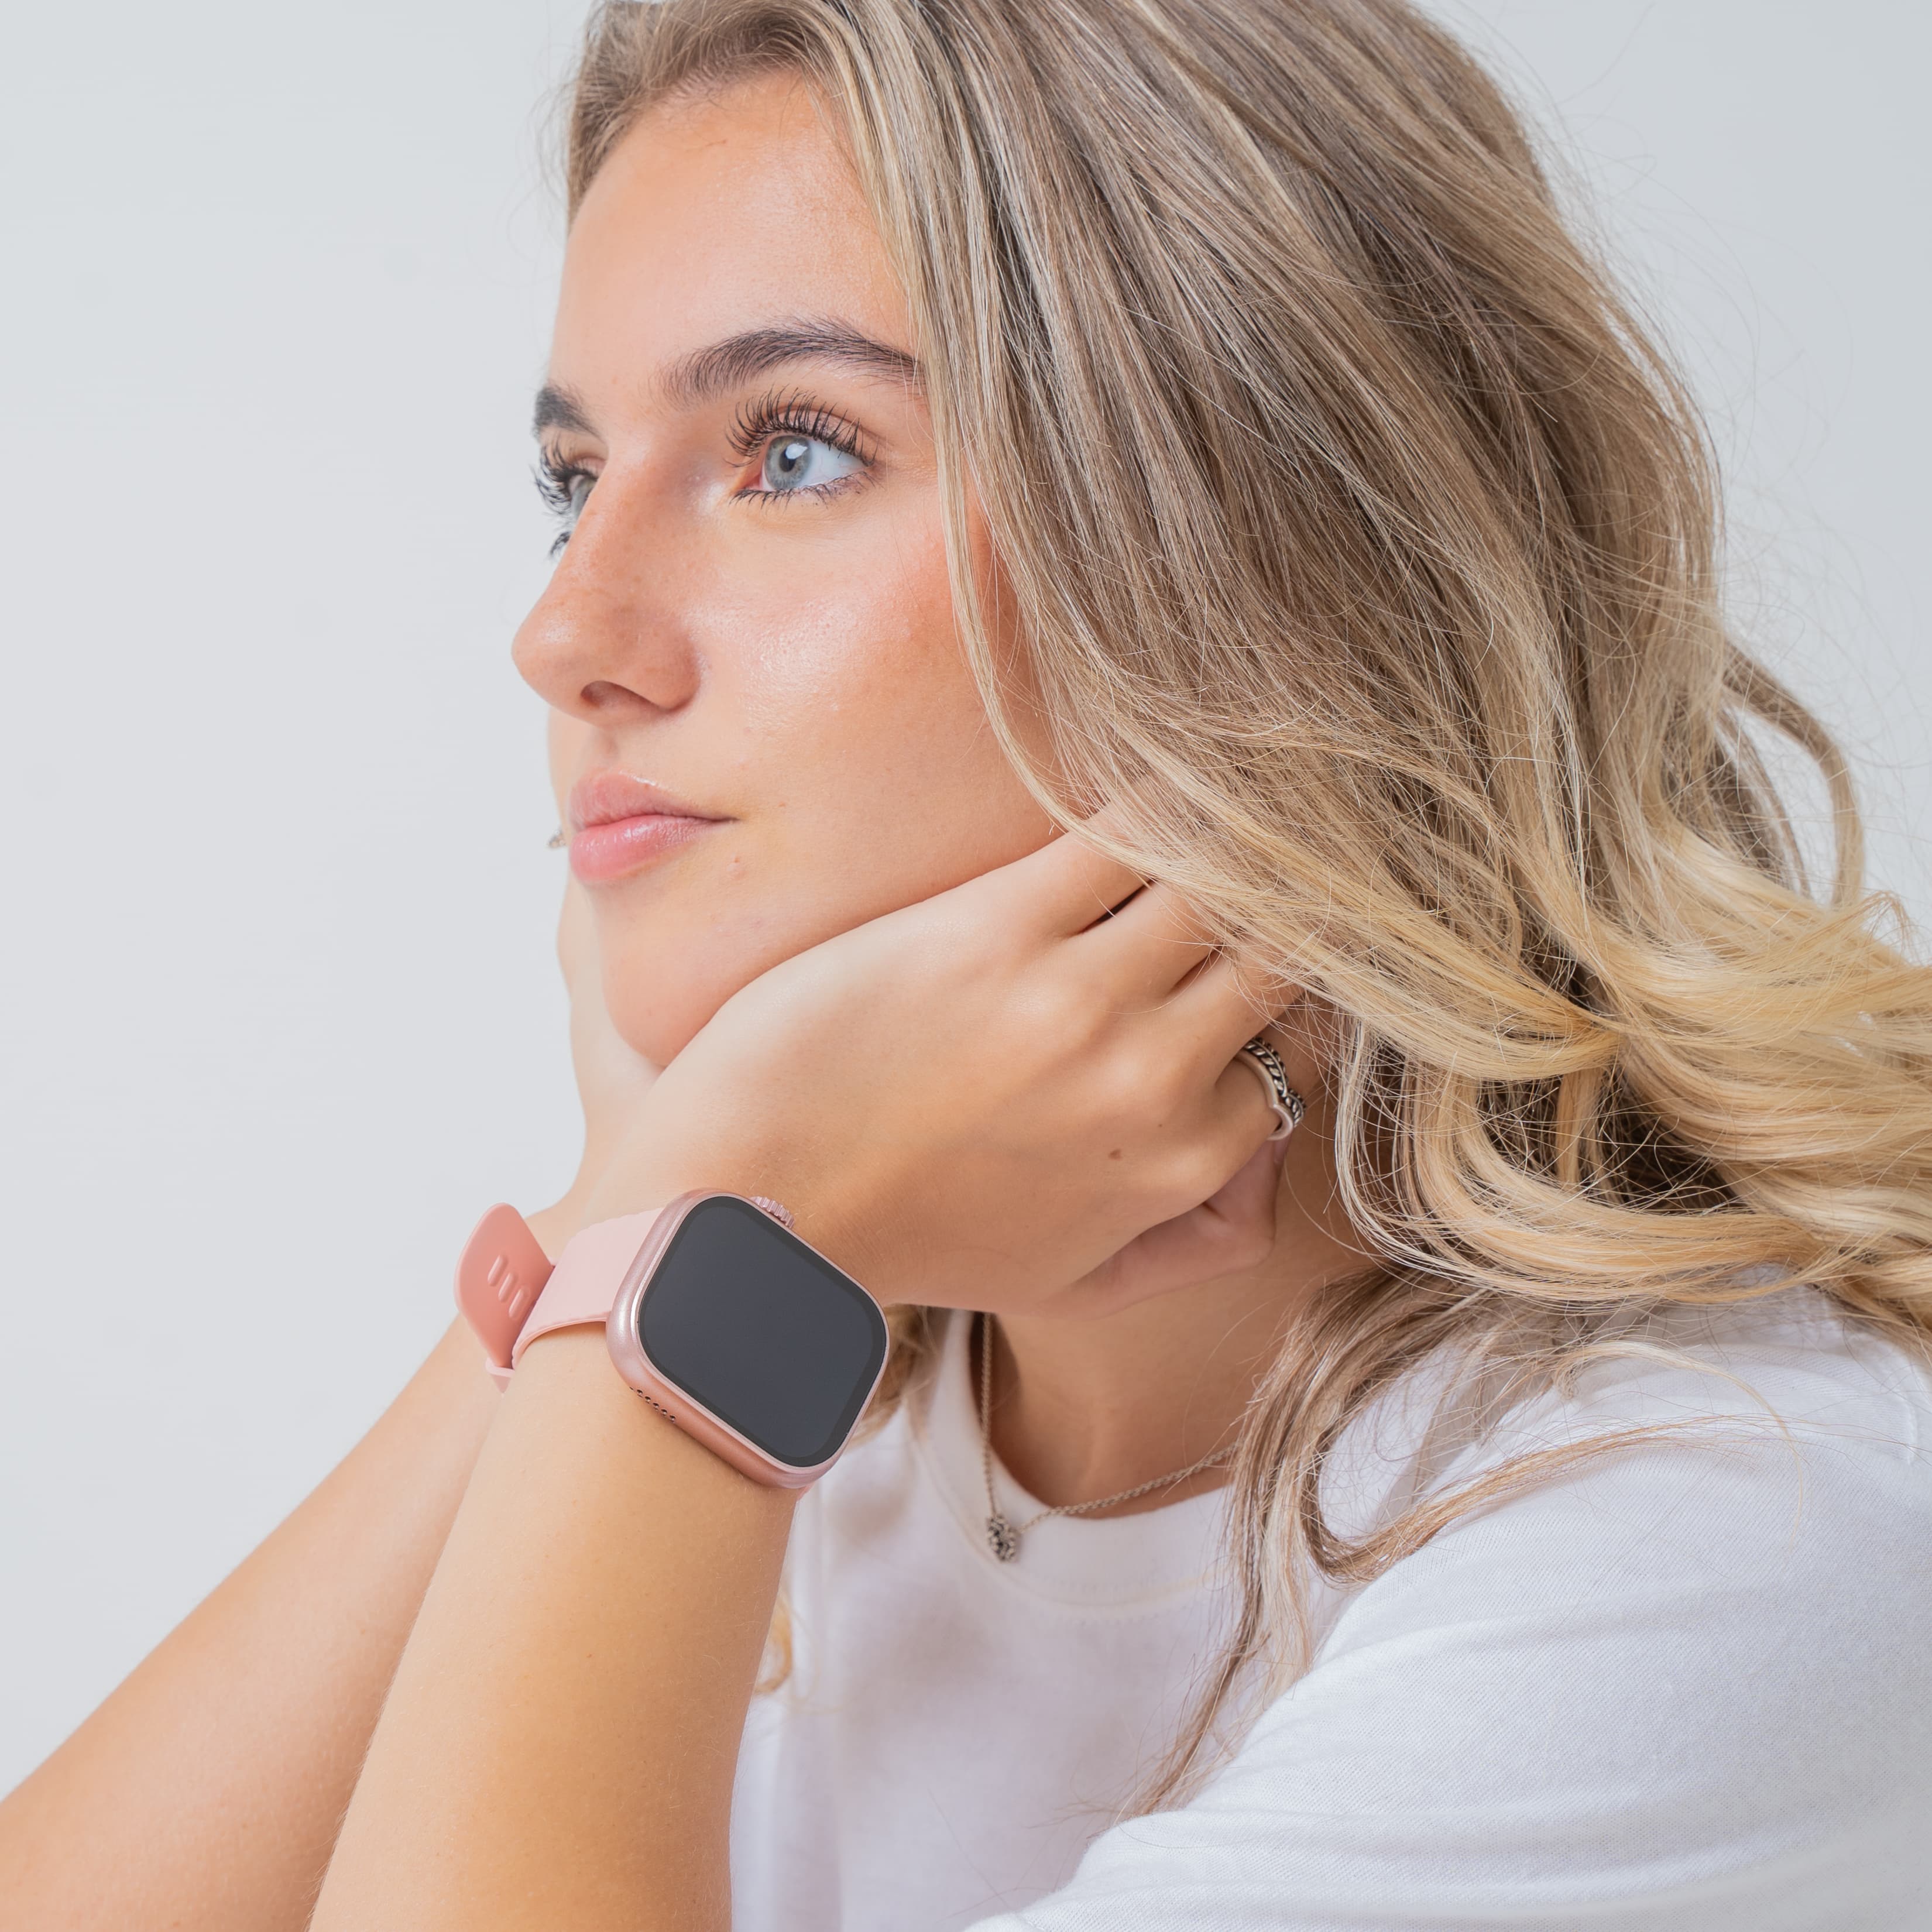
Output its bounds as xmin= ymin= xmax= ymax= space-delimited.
xmin=975 ymin=1312 xmax=1235 ymax=1563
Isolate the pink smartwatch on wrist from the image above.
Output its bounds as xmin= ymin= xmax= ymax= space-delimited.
xmin=455 ymin=1192 xmax=890 ymax=1488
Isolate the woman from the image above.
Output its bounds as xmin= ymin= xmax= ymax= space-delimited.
xmin=4 ymin=0 xmax=1928 ymax=1925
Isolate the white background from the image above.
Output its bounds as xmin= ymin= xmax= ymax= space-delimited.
xmin=2 ymin=1 xmax=1926 ymax=1789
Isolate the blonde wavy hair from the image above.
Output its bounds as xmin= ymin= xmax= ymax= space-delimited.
xmin=565 ymin=0 xmax=1932 ymax=1802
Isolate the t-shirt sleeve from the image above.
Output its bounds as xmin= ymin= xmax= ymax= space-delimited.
xmin=969 ymin=1364 xmax=1932 ymax=1932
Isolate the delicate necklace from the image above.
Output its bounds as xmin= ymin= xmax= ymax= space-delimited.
xmin=975 ymin=1312 xmax=1235 ymax=1563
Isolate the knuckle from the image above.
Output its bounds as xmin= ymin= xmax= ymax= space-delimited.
xmin=1104 ymin=1041 xmax=1168 ymax=1118
xmin=1026 ymin=979 xmax=1106 ymax=1061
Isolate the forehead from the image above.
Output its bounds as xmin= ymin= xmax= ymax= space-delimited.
xmin=551 ymin=73 xmax=911 ymax=392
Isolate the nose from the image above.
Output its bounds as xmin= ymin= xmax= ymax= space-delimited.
xmin=512 ymin=466 xmax=701 ymax=726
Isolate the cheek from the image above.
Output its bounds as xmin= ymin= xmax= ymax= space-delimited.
xmin=746 ymin=590 xmax=954 ymax=796
xmin=737 ymin=534 xmax=1047 ymax=900
xmin=733 ymin=512 xmax=954 ymax=726
xmin=592 ymin=530 xmax=1051 ymax=1063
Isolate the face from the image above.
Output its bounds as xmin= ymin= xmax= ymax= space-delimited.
xmin=514 ymin=74 xmax=1052 ymax=1065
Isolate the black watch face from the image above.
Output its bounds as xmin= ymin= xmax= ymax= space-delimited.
xmin=636 ymin=1195 xmax=890 ymax=1470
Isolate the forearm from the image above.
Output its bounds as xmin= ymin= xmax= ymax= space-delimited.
xmin=0 ymin=1314 xmax=500 ymax=1932
xmin=311 ymin=1327 xmax=795 ymax=1932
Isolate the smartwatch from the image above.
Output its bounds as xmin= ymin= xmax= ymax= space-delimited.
xmin=454 ymin=1192 xmax=890 ymax=1489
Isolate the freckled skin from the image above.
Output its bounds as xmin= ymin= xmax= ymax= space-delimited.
xmin=516 ymin=77 xmax=1052 ymax=1066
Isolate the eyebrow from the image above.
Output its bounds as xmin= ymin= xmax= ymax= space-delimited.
xmin=533 ymin=383 xmax=595 ymax=435
xmin=531 ymin=319 xmax=922 ymax=438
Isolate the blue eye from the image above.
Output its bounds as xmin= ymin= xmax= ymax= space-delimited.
xmin=759 ymin=433 xmax=864 ymax=493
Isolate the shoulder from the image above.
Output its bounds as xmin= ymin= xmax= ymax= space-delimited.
xmin=1389 ymin=1285 xmax=1931 ymax=1582
xmin=976 ymin=1293 xmax=1932 ymax=1931
xmin=1298 ymin=1291 xmax=1931 ymax=1828
xmin=1499 ymin=1283 xmax=1929 ymax=1454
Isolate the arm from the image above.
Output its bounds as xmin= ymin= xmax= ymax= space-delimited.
xmin=0 ymin=886 xmax=651 ymax=1930
xmin=310 ymin=1329 xmax=793 ymax=1932
xmin=310 ymin=832 xmax=1288 ymax=1931
xmin=0 ymin=1315 xmax=499 ymax=1931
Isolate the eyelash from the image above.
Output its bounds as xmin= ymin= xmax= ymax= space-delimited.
xmin=533 ymin=456 xmax=591 ymax=558
xmin=726 ymin=387 xmax=873 ymax=502
xmin=534 ymin=389 xmax=873 ymax=554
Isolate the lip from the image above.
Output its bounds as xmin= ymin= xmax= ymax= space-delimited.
xmin=566 ymin=770 xmax=729 ymax=886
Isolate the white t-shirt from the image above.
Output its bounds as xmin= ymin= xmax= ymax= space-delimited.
xmin=727 ymin=1291 xmax=1932 ymax=1931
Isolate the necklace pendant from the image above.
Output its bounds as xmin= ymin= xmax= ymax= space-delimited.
xmin=986 ymin=1513 xmax=1021 ymax=1563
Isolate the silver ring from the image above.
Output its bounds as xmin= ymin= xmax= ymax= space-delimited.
xmin=1237 ymin=1036 xmax=1305 ymax=1142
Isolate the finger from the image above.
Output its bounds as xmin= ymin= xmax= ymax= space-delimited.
xmin=1066 ymin=1134 xmax=1284 ymax=1318
xmin=986 ymin=816 xmax=1149 ymax=936
xmin=1164 ymin=961 xmax=1318 ymax=1157
xmin=1082 ymin=1139 xmax=1285 ymax=1312
xmin=1135 ymin=1136 xmax=1284 ymax=1278
xmin=1080 ymin=880 xmax=1219 ymax=995
xmin=1168 ymin=949 xmax=1289 ymax=1061
xmin=1214 ymin=1049 xmax=1293 ymax=1151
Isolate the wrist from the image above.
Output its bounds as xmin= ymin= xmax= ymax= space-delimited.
xmin=509 ymin=1325 xmax=807 ymax=1512
xmin=524 ymin=1176 xmax=623 ymax=1262
xmin=575 ymin=1140 xmax=774 ymax=1243
xmin=522 ymin=1199 xmax=584 ymax=1264
xmin=572 ymin=1119 xmax=878 ymax=1290
xmin=524 ymin=1104 xmax=669 ymax=1261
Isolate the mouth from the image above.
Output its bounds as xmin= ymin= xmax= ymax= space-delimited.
xmin=565 ymin=770 xmax=730 ymax=886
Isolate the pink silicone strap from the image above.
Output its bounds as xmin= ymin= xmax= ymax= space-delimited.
xmin=453 ymin=1203 xmax=558 ymax=1384
xmin=508 ymin=1210 xmax=665 ymax=1369
xmin=455 ymin=1196 xmax=795 ymax=1388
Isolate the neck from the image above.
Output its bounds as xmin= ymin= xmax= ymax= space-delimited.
xmin=984 ymin=1092 xmax=1366 ymax=1515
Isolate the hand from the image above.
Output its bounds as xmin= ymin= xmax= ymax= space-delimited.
xmin=577 ymin=829 xmax=1299 ymax=1316
xmin=526 ymin=878 xmax=660 ymax=1258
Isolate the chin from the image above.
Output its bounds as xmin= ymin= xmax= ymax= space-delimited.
xmin=584 ymin=833 xmax=917 ymax=1066
xmin=595 ymin=892 xmax=831 ymax=1066
xmin=600 ymin=948 xmax=737 ymax=1069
